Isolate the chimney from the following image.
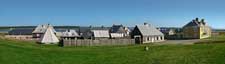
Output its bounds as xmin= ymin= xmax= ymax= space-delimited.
xmin=201 ymin=19 xmax=206 ymax=25
xmin=144 ymin=22 xmax=149 ymax=26
xmin=195 ymin=18 xmax=199 ymax=22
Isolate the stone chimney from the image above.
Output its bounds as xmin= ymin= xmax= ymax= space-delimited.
xmin=201 ymin=19 xmax=206 ymax=25
xmin=195 ymin=18 xmax=199 ymax=22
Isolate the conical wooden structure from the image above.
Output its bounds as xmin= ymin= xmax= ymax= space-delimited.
xmin=39 ymin=26 xmax=59 ymax=44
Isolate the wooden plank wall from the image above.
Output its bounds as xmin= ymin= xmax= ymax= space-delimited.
xmin=62 ymin=39 xmax=135 ymax=46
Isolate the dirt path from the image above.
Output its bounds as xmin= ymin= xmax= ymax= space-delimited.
xmin=154 ymin=39 xmax=202 ymax=45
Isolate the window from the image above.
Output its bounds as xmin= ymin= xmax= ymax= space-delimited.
xmin=159 ymin=36 xmax=161 ymax=40
xmin=147 ymin=37 xmax=149 ymax=41
xmin=146 ymin=37 xmax=148 ymax=41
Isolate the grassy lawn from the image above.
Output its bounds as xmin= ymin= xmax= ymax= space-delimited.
xmin=1 ymin=36 xmax=225 ymax=64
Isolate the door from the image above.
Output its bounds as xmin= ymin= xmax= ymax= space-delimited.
xmin=134 ymin=36 xmax=141 ymax=44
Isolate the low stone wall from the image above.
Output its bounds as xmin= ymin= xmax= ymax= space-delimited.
xmin=62 ymin=39 xmax=135 ymax=46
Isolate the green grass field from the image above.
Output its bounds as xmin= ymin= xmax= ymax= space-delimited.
xmin=1 ymin=36 xmax=225 ymax=64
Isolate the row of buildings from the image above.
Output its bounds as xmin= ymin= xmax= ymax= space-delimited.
xmin=5 ymin=18 xmax=212 ymax=44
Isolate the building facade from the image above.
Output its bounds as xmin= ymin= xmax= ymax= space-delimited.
xmin=5 ymin=28 xmax=34 ymax=40
xmin=159 ymin=27 xmax=183 ymax=40
xmin=32 ymin=24 xmax=56 ymax=39
xmin=131 ymin=23 xmax=164 ymax=44
xmin=109 ymin=24 xmax=130 ymax=38
xmin=183 ymin=18 xmax=211 ymax=39
xmin=61 ymin=29 xmax=80 ymax=40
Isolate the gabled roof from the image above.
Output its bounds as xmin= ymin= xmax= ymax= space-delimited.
xmin=8 ymin=28 xmax=34 ymax=35
xmin=136 ymin=24 xmax=164 ymax=36
xmin=184 ymin=21 xmax=200 ymax=27
xmin=61 ymin=29 xmax=79 ymax=37
xmin=128 ymin=27 xmax=134 ymax=31
xmin=32 ymin=24 xmax=56 ymax=33
xmin=91 ymin=30 xmax=109 ymax=38
xmin=110 ymin=25 xmax=126 ymax=33
xmin=183 ymin=18 xmax=207 ymax=27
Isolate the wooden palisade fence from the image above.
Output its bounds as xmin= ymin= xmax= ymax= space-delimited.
xmin=61 ymin=39 xmax=135 ymax=46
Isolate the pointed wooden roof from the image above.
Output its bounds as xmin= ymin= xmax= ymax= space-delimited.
xmin=39 ymin=27 xmax=59 ymax=44
xmin=32 ymin=24 xmax=56 ymax=33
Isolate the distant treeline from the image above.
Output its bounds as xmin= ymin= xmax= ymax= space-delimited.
xmin=0 ymin=26 xmax=80 ymax=29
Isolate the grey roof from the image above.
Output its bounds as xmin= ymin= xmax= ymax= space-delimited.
xmin=183 ymin=18 xmax=207 ymax=27
xmin=61 ymin=29 xmax=79 ymax=37
xmin=32 ymin=24 xmax=56 ymax=33
xmin=91 ymin=30 xmax=110 ymax=38
xmin=128 ymin=27 xmax=134 ymax=31
xmin=110 ymin=25 xmax=126 ymax=33
xmin=8 ymin=28 xmax=34 ymax=35
xmin=78 ymin=26 xmax=110 ymax=38
xmin=136 ymin=25 xmax=164 ymax=36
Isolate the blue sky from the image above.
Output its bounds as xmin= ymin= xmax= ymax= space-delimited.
xmin=0 ymin=0 xmax=225 ymax=28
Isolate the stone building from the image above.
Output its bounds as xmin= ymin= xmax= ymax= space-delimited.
xmin=183 ymin=18 xmax=211 ymax=39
